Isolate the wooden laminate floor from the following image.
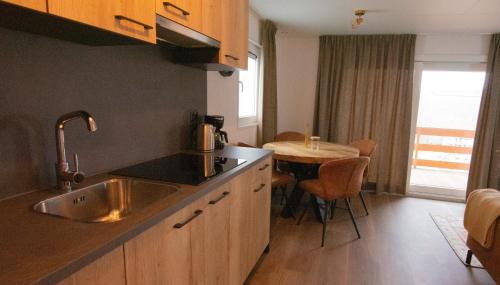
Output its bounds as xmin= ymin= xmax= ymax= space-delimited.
xmin=248 ymin=193 xmax=495 ymax=285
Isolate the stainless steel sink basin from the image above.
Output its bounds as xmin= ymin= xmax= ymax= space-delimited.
xmin=33 ymin=178 xmax=178 ymax=223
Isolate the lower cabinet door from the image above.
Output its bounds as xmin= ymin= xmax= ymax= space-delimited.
xmin=228 ymin=167 xmax=254 ymax=284
xmin=56 ymin=246 xmax=126 ymax=285
xmin=124 ymin=202 xmax=206 ymax=284
xmin=250 ymin=159 xmax=272 ymax=266
xmin=203 ymin=184 xmax=231 ymax=284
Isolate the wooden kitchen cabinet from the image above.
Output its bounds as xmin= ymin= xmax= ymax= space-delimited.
xmin=56 ymin=247 xmax=126 ymax=285
xmin=220 ymin=0 xmax=248 ymax=69
xmin=124 ymin=195 xmax=207 ymax=284
xmin=249 ymin=158 xmax=272 ymax=268
xmin=47 ymin=0 xmax=156 ymax=43
xmin=1 ymin=0 xmax=46 ymax=12
xmin=156 ymin=0 xmax=202 ymax=32
xmin=228 ymin=157 xmax=272 ymax=284
xmin=201 ymin=0 xmax=221 ymax=40
xmin=203 ymin=183 xmax=232 ymax=284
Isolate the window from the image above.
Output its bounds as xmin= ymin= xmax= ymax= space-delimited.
xmin=239 ymin=44 xmax=260 ymax=126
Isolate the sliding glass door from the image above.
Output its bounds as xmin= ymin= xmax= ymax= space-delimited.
xmin=408 ymin=62 xmax=486 ymax=201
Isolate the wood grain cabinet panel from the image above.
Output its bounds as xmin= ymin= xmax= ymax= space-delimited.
xmin=1 ymin=0 xmax=46 ymax=12
xmin=56 ymin=247 xmax=126 ymax=285
xmin=249 ymin=158 xmax=272 ymax=267
xmin=203 ymin=183 xmax=232 ymax=284
xmin=48 ymin=0 xmax=156 ymax=43
xmin=156 ymin=0 xmax=202 ymax=32
xmin=220 ymin=0 xmax=248 ymax=69
xmin=124 ymin=197 xmax=207 ymax=284
xmin=115 ymin=0 xmax=156 ymax=43
xmin=201 ymin=0 xmax=221 ymax=41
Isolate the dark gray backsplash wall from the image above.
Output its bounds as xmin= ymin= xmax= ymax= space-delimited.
xmin=0 ymin=27 xmax=207 ymax=200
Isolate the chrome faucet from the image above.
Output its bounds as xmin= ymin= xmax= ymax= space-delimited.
xmin=55 ymin=110 xmax=97 ymax=192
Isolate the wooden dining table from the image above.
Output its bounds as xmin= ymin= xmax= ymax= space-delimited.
xmin=262 ymin=141 xmax=359 ymax=220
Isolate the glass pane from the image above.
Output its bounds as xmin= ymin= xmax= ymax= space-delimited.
xmin=239 ymin=56 xmax=258 ymax=118
xmin=410 ymin=70 xmax=485 ymax=192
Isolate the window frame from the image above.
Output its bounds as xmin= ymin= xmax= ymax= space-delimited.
xmin=238 ymin=42 xmax=261 ymax=127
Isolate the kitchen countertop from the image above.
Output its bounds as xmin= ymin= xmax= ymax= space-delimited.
xmin=0 ymin=146 xmax=272 ymax=285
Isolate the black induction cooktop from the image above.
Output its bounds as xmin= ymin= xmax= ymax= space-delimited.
xmin=110 ymin=153 xmax=246 ymax=186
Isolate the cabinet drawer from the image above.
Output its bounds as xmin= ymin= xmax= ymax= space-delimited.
xmin=156 ymin=0 xmax=201 ymax=32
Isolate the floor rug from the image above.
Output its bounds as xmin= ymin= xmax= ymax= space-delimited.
xmin=430 ymin=213 xmax=483 ymax=268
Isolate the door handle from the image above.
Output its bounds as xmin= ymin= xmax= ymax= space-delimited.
xmin=225 ymin=54 xmax=240 ymax=61
xmin=209 ymin=191 xmax=230 ymax=205
xmin=173 ymin=210 xmax=203 ymax=229
xmin=253 ymin=183 xmax=266 ymax=193
xmin=163 ymin=2 xmax=190 ymax=16
xmin=258 ymin=164 xmax=270 ymax=171
xmin=115 ymin=15 xmax=153 ymax=30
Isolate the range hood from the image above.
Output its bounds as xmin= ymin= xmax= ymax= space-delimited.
xmin=156 ymin=15 xmax=220 ymax=48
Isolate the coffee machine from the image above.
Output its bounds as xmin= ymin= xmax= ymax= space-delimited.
xmin=204 ymin=115 xmax=228 ymax=149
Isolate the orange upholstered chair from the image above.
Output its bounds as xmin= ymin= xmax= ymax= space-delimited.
xmin=349 ymin=139 xmax=377 ymax=216
xmin=274 ymin=131 xmax=305 ymax=142
xmin=237 ymin=142 xmax=294 ymax=205
xmin=298 ymin=157 xmax=370 ymax=246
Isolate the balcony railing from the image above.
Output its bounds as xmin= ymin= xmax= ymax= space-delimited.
xmin=412 ymin=127 xmax=475 ymax=170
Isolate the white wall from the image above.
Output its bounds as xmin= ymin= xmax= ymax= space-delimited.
xmin=276 ymin=34 xmax=319 ymax=134
xmin=206 ymin=10 xmax=261 ymax=146
xmin=415 ymin=34 xmax=491 ymax=63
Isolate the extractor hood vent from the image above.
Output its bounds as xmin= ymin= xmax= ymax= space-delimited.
xmin=156 ymin=15 xmax=220 ymax=49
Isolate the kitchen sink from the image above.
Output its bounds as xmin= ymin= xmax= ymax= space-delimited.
xmin=33 ymin=178 xmax=178 ymax=223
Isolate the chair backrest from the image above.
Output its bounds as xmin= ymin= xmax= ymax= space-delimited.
xmin=237 ymin=142 xmax=255 ymax=148
xmin=274 ymin=131 xmax=305 ymax=142
xmin=350 ymin=139 xmax=377 ymax=157
xmin=317 ymin=157 xmax=370 ymax=200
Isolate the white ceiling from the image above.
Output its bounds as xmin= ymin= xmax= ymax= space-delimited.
xmin=250 ymin=0 xmax=500 ymax=36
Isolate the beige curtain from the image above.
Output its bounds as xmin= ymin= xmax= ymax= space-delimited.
xmin=467 ymin=34 xmax=500 ymax=197
xmin=259 ymin=20 xmax=278 ymax=145
xmin=314 ymin=35 xmax=416 ymax=194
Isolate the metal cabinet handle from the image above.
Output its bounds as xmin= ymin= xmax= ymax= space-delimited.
xmin=163 ymin=2 xmax=190 ymax=16
xmin=253 ymin=183 xmax=266 ymax=193
xmin=258 ymin=164 xmax=270 ymax=171
xmin=173 ymin=209 xmax=203 ymax=229
xmin=225 ymin=54 xmax=240 ymax=61
xmin=209 ymin=191 xmax=230 ymax=205
xmin=115 ymin=15 xmax=153 ymax=30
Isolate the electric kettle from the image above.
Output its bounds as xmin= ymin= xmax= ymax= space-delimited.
xmin=197 ymin=123 xmax=216 ymax=152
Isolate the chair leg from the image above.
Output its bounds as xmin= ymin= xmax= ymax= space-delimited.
xmin=330 ymin=200 xmax=337 ymax=220
xmin=359 ymin=191 xmax=369 ymax=216
xmin=321 ymin=201 xmax=332 ymax=247
xmin=465 ymin=250 xmax=473 ymax=265
xmin=297 ymin=197 xmax=310 ymax=225
xmin=345 ymin=199 xmax=361 ymax=239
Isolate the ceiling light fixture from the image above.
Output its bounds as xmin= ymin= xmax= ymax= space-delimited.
xmin=352 ymin=9 xmax=365 ymax=29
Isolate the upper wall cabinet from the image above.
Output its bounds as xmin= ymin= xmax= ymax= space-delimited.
xmin=220 ymin=0 xmax=248 ymax=69
xmin=47 ymin=0 xmax=156 ymax=43
xmin=1 ymin=0 xmax=46 ymax=12
xmin=201 ymin=0 xmax=221 ymax=41
xmin=156 ymin=0 xmax=202 ymax=32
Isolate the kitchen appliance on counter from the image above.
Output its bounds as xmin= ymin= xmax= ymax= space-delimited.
xmin=196 ymin=123 xmax=216 ymax=152
xmin=110 ymin=153 xmax=246 ymax=186
xmin=204 ymin=115 xmax=228 ymax=149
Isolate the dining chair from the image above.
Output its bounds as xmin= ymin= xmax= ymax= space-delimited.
xmin=237 ymin=142 xmax=294 ymax=205
xmin=274 ymin=131 xmax=305 ymax=142
xmin=273 ymin=131 xmax=306 ymax=174
xmin=349 ymin=139 xmax=377 ymax=216
xmin=297 ymin=157 xmax=370 ymax=247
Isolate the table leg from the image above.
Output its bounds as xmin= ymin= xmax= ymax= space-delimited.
xmin=280 ymin=163 xmax=323 ymax=221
